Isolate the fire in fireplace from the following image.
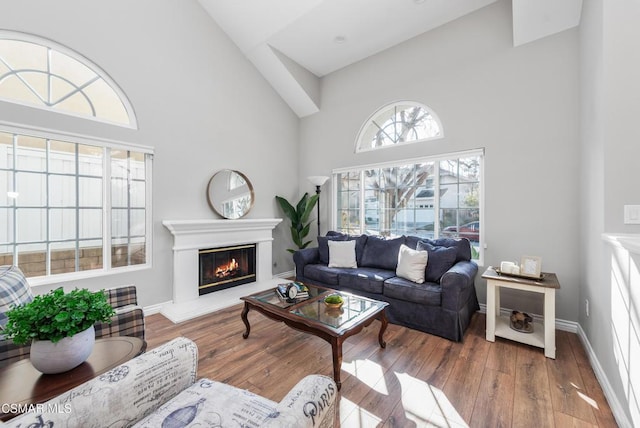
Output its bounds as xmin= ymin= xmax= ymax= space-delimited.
xmin=198 ymin=244 xmax=256 ymax=295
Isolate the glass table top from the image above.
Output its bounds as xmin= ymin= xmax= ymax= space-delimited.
xmin=249 ymin=283 xmax=387 ymax=330
xmin=291 ymin=292 xmax=387 ymax=330
xmin=252 ymin=283 xmax=328 ymax=309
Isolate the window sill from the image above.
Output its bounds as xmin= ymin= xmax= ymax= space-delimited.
xmin=27 ymin=264 xmax=151 ymax=288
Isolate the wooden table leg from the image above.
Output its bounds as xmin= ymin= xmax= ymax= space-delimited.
xmin=331 ymin=337 xmax=343 ymax=390
xmin=241 ymin=302 xmax=251 ymax=339
xmin=378 ymin=310 xmax=388 ymax=348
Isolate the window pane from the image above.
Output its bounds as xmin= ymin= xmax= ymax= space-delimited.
xmin=16 ymin=208 xmax=45 ymax=242
xmin=78 ymin=144 xmax=103 ymax=176
xmin=49 ymin=175 xmax=76 ymax=207
xmin=17 ymin=243 xmax=46 ymax=278
xmin=130 ymin=209 xmax=145 ymax=236
xmin=130 ymin=180 xmax=145 ymax=208
xmin=439 ymin=184 xmax=458 ymax=209
xmin=51 ymin=242 xmax=77 ymax=275
xmin=80 ymin=240 xmax=103 ymax=271
xmin=129 ymin=152 xmax=146 ymax=180
xmin=50 ymin=208 xmax=76 ymax=241
xmin=111 ymin=177 xmax=127 ymax=207
xmin=16 ymin=172 xmax=46 ymax=206
xmin=79 ymin=209 xmax=102 ymax=240
xmin=0 ymin=132 xmax=13 ymax=169
xmin=79 ymin=177 xmax=102 ymax=207
xmin=16 ymin=135 xmax=46 ymax=171
xmin=111 ymin=208 xmax=128 ymax=238
xmin=111 ymin=150 xmax=128 ymax=178
xmin=84 ymin=79 xmax=128 ymax=124
xmin=0 ymin=208 xmax=13 ymax=243
xmin=49 ymin=140 xmax=76 ymax=174
xmin=0 ymin=171 xmax=13 ymax=206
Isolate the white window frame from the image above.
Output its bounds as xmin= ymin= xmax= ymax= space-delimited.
xmin=0 ymin=122 xmax=153 ymax=286
xmin=0 ymin=31 xmax=138 ymax=129
xmin=355 ymin=100 xmax=444 ymax=153
xmin=332 ymin=148 xmax=484 ymax=264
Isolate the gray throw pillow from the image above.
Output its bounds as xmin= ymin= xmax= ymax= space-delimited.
xmin=417 ymin=241 xmax=458 ymax=283
xmin=360 ymin=236 xmax=405 ymax=270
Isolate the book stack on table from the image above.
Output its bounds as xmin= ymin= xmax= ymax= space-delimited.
xmin=276 ymin=282 xmax=309 ymax=301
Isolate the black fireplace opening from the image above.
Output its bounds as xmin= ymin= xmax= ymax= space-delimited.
xmin=198 ymin=244 xmax=256 ymax=295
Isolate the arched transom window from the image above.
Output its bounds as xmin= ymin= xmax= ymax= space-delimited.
xmin=355 ymin=101 xmax=442 ymax=153
xmin=0 ymin=32 xmax=136 ymax=127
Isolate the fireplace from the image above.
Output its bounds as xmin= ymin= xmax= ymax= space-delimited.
xmin=198 ymin=244 xmax=256 ymax=295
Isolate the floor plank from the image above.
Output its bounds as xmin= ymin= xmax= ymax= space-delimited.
xmin=144 ymin=308 xmax=618 ymax=427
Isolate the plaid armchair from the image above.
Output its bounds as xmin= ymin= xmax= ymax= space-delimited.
xmin=0 ymin=265 xmax=145 ymax=368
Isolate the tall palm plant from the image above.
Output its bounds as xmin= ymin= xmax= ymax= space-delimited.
xmin=276 ymin=193 xmax=319 ymax=253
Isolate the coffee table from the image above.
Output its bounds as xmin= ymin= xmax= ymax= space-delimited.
xmin=0 ymin=336 xmax=145 ymax=421
xmin=241 ymin=284 xmax=389 ymax=389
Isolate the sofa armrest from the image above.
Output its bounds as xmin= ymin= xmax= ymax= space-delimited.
xmin=293 ymin=248 xmax=320 ymax=281
xmin=3 ymin=337 xmax=198 ymax=428
xmin=440 ymin=261 xmax=478 ymax=311
xmin=262 ymin=375 xmax=338 ymax=428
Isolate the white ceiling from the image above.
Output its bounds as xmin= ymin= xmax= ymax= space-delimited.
xmin=198 ymin=0 xmax=582 ymax=117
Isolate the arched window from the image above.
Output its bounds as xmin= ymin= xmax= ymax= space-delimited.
xmin=355 ymin=101 xmax=442 ymax=153
xmin=0 ymin=32 xmax=150 ymax=282
xmin=0 ymin=32 xmax=136 ymax=127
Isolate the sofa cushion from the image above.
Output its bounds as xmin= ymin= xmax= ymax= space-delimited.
xmin=0 ymin=265 xmax=33 ymax=328
xmin=328 ymin=240 xmax=357 ymax=268
xmin=383 ymin=276 xmax=442 ymax=306
xmin=338 ymin=268 xmax=396 ymax=294
xmin=303 ymin=264 xmax=344 ymax=285
xmin=417 ymin=241 xmax=458 ymax=283
xmin=133 ymin=378 xmax=278 ymax=427
xmin=360 ymin=236 xmax=405 ymax=270
xmin=418 ymin=238 xmax=472 ymax=262
xmin=396 ymin=244 xmax=428 ymax=283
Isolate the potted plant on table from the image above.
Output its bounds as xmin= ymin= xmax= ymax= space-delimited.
xmin=3 ymin=287 xmax=115 ymax=374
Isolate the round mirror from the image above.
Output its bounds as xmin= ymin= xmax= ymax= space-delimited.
xmin=206 ymin=170 xmax=254 ymax=219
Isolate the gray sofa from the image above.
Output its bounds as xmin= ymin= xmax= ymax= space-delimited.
xmin=294 ymin=232 xmax=479 ymax=341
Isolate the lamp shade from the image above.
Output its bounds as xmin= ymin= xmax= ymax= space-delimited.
xmin=307 ymin=176 xmax=329 ymax=187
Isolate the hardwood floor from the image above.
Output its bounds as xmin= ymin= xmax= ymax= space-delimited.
xmin=145 ymin=306 xmax=618 ymax=427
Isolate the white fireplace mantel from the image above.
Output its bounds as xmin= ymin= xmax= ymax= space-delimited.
xmin=161 ymin=218 xmax=282 ymax=323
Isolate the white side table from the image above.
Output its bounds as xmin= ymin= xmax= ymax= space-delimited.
xmin=482 ymin=267 xmax=560 ymax=359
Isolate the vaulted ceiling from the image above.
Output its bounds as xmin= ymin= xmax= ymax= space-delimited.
xmin=198 ymin=0 xmax=582 ymax=117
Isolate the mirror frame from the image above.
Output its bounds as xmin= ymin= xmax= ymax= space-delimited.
xmin=206 ymin=169 xmax=255 ymax=219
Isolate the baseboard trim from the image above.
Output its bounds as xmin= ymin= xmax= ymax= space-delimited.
xmin=143 ymin=301 xmax=169 ymax=316
xmin=274 ymin=270 xmax=295 ymax=279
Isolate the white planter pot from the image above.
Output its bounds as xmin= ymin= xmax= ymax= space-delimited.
xmin=30 ymin=325 xmax=95 ymax=374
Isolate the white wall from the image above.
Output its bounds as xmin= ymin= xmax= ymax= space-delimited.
xmin=300 ymin=0 xmax=581 ymax=321
xmin=580 ymin=0 xmax=640 ymax=425
xmin=0 ymin=0 xmax=300 ymax=305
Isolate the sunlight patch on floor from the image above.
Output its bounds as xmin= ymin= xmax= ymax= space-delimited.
xmin=396 ymin=372 xmax=469 ymax=428
xmin=342 ymin=359 xmax=389 ymax=394
xmin=339 ymin=396 xmax=383 ymax=427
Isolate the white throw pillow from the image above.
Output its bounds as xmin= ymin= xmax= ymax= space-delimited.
xmin=396 ymin=244 xmax=429 ymax=284
xmin=328 ymin=240 xmax=358 ymax=268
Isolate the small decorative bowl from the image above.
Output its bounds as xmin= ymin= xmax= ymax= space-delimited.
xmin=324 ymin=294 xmax=344 ymax=309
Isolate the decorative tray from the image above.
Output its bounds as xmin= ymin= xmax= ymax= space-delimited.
xmin=493 ymin=267 xmax=544 ymax=281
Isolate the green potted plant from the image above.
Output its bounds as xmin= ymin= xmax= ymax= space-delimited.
xmin=275 ymin=192 xmax=319 ymax=253
xmin=3 ymin=287 xmax=115 ymax=374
